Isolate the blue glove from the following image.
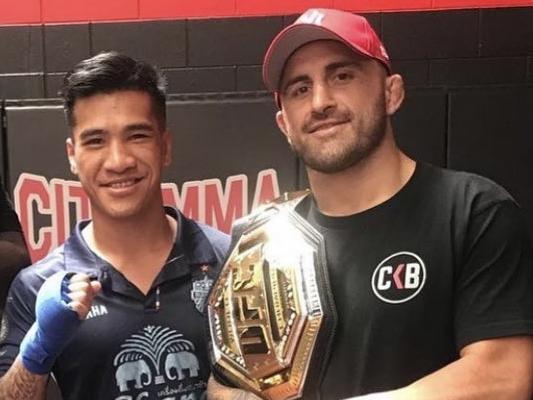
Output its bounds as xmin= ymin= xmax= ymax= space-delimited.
xmin=20 ymin=271 xmax=81 ymax=375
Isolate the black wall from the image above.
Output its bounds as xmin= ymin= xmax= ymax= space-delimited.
xmin=0 ymin=8 xmax=532 ymax=98
xmin=1 ymin=8 xmax=532 ymax=399
xmin=1 ymin=7 xmax=533 ymax=236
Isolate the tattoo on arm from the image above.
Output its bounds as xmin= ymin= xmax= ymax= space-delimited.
xmin=0 ymin=358 xmax=47 ymax=400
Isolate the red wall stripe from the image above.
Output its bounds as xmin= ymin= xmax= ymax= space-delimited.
xmin=0 ymin=0 xmax=41 ymax=24
xmin=139 ymin=0 xmax=235 ymax=19
xmin=432 ymin=0 xmax=530 ymax=6
xmin=235 ymin=0 xmax=333 ymax=16
xmin=1 ymin=0 xmax=532 ymax=25
xmin=41 ymin=0 xmax=138 ymax=23
xmin=336 ymin=0 xmax=432 ymax=11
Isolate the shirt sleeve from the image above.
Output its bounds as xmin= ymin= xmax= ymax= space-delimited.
xmin=0 ymin=271 xmax=37 ymax=376
xmin=454 ymin=199 xmax=533 ymax=349
xmin=0 ymin=185 xmax=22 ymax=233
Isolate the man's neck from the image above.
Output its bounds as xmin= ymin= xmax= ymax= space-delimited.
xmin=307 ymin=133 xmax=416 ymax=217
xmin=83 ymin=205 xmax=175 ymax=269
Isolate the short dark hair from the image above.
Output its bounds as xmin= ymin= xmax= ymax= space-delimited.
xmin=60 ymin=51 xmax=167 ymax=128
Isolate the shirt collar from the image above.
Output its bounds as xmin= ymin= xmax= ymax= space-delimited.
xmin=173 ymin=207 xmax=218 ymax=266
xmin=63 ymin=207 xmax=218 ymax=285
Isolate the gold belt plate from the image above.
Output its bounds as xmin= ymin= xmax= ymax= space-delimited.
xmin=208 ymin=192 xmax=331 ymax=400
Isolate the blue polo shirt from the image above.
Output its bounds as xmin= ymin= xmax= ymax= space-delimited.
xmin=0 ymin=208 xmax=229 ymax=400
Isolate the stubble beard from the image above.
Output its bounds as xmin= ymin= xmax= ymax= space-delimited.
xmin=290 ymin=96 xmax=388 ymax=174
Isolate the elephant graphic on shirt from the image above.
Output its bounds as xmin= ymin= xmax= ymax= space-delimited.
xmin=115 ymin=359 xmax=152 ymax=392
xmin=165 ymin=351 xmax=200 ymax=380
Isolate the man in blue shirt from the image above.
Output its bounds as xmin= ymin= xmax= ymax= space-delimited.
xmin=0 ymin=52 xmax=229 ymax=400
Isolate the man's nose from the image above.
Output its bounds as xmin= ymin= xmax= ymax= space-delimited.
xmin=311 ymin=82 xmax=336 ymax=116
xmin=104 ymin=140 xmax=136 ymax=172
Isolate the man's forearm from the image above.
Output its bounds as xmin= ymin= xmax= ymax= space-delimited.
xmin=347 ymin=337 xmax=533 ymax=400
xmin=0 ymin=358 xmax=47 ymax=400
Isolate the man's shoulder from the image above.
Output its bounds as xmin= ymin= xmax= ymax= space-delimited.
xmin=178 ymin=211 xmax=231 ymax=262
xmin=194 ymin=221 xmax=231 ymax=253
xmin=13 ymin=245 xmax=66 ymax=293
xmin=0 ymin=188 xmax=22 ymax=233
xmin=422 ymin=163 xmax=515 ymax=209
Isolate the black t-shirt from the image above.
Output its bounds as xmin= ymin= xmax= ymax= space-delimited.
xmin=0 ymin=185 xmax=22 ymax=233
xmin=298 ymin=163 xmax=533 ymax=399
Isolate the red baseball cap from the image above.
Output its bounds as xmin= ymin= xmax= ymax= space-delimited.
xmin=262 ymin=8 xmax=391 ymax=93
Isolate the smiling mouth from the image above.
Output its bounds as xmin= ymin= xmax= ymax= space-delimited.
xmin=308 ymin=120 xmax=349 ymax=134
xmin=103 ymin=177 xmax=143 ymax=188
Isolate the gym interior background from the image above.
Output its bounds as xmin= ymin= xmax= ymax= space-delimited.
xmin=1 ymin=2 xmax=532 ymax=276
xmin=1 ymin=0 xmax=532 ymax=398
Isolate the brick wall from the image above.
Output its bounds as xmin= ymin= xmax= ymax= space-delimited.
xmin=0 ymin=7 xmax=531 ymax=100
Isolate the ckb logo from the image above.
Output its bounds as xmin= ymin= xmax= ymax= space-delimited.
xmin=371 ymin=252 xmax=426 ymax=304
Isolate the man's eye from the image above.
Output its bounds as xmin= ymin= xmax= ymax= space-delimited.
xmin=83 ymin=138 xmax=103 ymax=146
xmin=335 ymin=72 xmax=352 ymax=82
xmin=290 ymin=85 xmax=309 ymax=98
xmin=130 ymin=132 xmax=151 ymax=140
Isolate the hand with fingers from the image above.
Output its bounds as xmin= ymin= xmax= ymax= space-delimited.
xmin=66 ymin=273 xmax=102 ymax=319
xmin=19 ymin=271 xmax=101 ymax=375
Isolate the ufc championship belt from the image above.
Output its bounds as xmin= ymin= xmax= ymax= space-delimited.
xmin=207 ymin=191 xmax=337 ymax=400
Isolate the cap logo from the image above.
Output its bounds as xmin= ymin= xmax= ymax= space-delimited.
xmin=299 ymin=9 xmax=325 ymax=26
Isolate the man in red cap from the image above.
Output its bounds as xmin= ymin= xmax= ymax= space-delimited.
xmin=209 ymin=8 xmax=533 ymax=400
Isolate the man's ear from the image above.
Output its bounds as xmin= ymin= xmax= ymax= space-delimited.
xmin=384 ymin=74 xmax=405 ymax=116
xmin=276 ymin=110 xmax=292 ymax=145
xmin=162 ymin=131 xmax=172 ymax=167
xmin=66 ymin=137 xmax=77 ymax=175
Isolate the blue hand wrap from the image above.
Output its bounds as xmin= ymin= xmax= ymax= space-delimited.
xmin=20 ymin=271 xmax=81 ymax=375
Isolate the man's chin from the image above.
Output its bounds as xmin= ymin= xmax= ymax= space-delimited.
xmin=302 ymin=153 xmax=362 ymax=174
xmin=92 ymin=204 xmax=144 ymax=221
